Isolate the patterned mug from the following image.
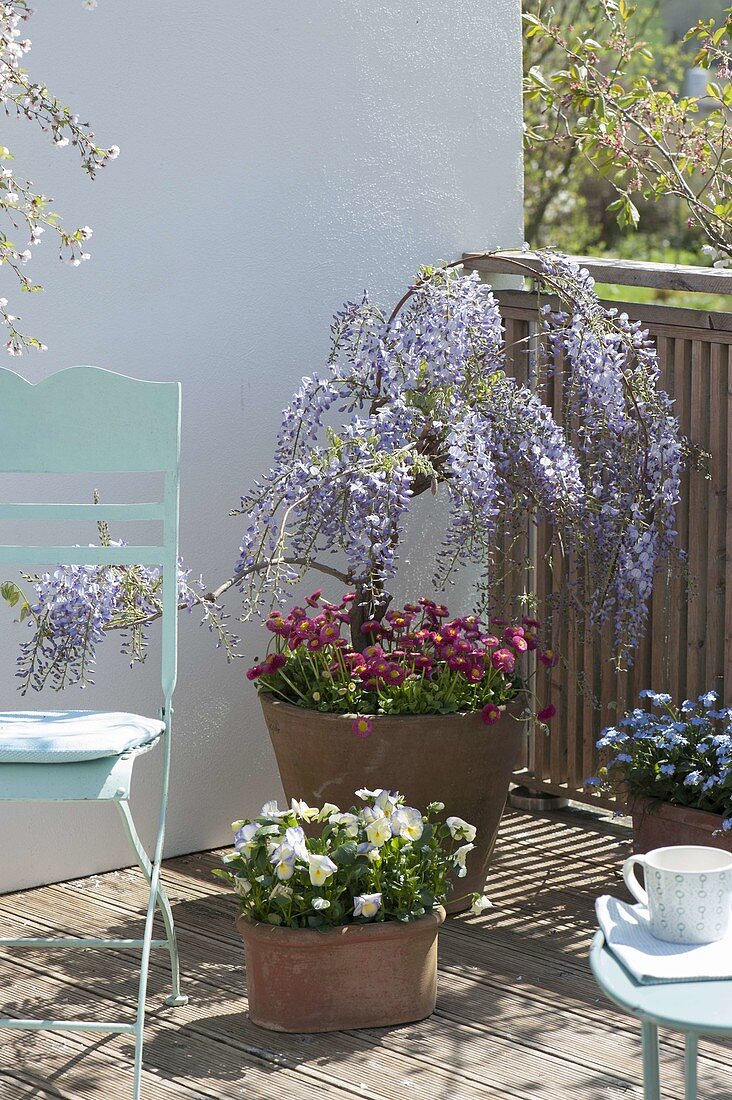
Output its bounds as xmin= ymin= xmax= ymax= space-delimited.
xmin=623 ymin=845 xmax=732 ymax=945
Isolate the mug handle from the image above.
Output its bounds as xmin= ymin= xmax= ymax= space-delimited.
xmin=623 ymin=854 xmax=649 ymax=907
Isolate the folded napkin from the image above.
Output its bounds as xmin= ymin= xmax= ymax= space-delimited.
xmin=596 ymin=894 xmax=732 ymax=984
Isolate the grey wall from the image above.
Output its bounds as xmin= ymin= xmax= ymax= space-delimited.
xmin=0 ymin=1 xmax=524 ymax=891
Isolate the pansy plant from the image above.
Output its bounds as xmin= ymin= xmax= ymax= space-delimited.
xmin=215 ymin=790 xmax=487 ymax=926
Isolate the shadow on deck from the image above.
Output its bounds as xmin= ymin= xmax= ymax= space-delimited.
xmin=1 ymin=806 xmax=729 ymax=1099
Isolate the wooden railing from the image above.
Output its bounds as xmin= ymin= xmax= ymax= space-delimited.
xmin=465 ymin=252 xmax=732 ymax=808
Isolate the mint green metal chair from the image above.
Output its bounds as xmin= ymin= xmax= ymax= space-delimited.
xmin=0 ymin=365 xmax=187 ymax=1100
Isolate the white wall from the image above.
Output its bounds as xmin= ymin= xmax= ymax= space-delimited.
xmin=0 ymin=1 xmax=524 ymax=891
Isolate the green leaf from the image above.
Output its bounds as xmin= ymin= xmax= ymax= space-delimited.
xmin=332 ymin=841 xmax=357 ymax=866
xmin=1 ymin=581 xmax=20 ymax=608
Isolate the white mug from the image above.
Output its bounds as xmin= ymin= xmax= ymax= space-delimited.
xmin=623 ymin=845 xmax=732 ymax=945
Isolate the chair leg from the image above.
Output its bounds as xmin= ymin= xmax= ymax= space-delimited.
xmin=117 ymin=801 xmax=188 ymax=1007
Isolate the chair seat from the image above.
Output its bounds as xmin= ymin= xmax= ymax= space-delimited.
xmin=0 ymin=710 xmax=165 ymax=763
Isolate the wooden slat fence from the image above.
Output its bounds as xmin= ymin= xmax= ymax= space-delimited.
xmin=467 ymin=254 xmax=732 ymax=807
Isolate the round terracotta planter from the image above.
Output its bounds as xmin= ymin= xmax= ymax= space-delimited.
xmin=632 ymin=796 xmax=732 ymax=855
xmin=259 ymin=695 xmax=525 ymax=913
xmin=236 ymin=906 xmax=445 ymax=1032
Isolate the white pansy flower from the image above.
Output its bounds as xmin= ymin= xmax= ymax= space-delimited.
xmin=357 ymin=788 xmax=400 ymax=814
xmin=270 ymin=841 xmax=297 ymax=880
xmin=365 ymin=815 xmax=392 ymax=847
xmin=307 ymin=853 xmax=338 ymax=886
xmin=446 ymin=816 xmax=477 ymax=843
xmin=453 ymin=843 xmax=475 ymax=878
xmin=374 ymin=789 xmax=400 ymax=815
xmin=312 ymin=897 xmax=330 ymax=910
xmin=329 ymin=811 xmax=360 ymax=837
xmin=284 ymin=825 xmax=308 ymax=860
xmin=259 ymin=799 xmax=288 ymax=820
xmin=269 ymin=883 xmax=292 ymax=899
xmin=271 ymin=840 xmax=296 ymax=862
xmin=471 ymin=895 xmax=493 ymax=915
xmin=233 ymin=822 xmax=259 ymax=855
xmin=234 ymin=876 xmax=252 ymax=896
xmin=354 ymin=893 xmax=382 ymax=919
xmin=291 ymin=798 xmax=320 ymax=821
xmin=317 ymin=802 xmax=340 ymax=820
xmin=274 ymin=859 xmax=294 ymax=881
xmin=391 ymin=806 xmax=423 ymax=842
xmin=355 ymin=787 xmax=382 ymax=800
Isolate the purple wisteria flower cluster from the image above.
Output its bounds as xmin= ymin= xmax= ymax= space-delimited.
xmin=234 ymin=253 xmax=683 ymax=654
xmin=2 ymin=538 xmax=236 ymax=692
xmin=590 ymin=690 xmax=732 ymax=830
xmin=539 ymin=253 xmax=683 ymax=645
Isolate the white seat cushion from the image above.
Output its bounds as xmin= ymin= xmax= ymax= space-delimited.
xmin=0 ymin=710 xmax=165 ymax=763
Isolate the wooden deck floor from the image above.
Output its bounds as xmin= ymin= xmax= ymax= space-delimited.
xmin=1 ymin=806 xmax=731 ymax=1100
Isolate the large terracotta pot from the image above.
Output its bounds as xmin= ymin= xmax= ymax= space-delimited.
xmin=259 ymin=695 xmax=525 ymax=912
xmin=236 ymin=906 xmax=445 ymax=1032
xmin=632 ymin=796 xmax=732 ymax=855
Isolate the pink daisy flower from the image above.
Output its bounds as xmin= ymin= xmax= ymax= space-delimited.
xmin=352 ymin=716 xmax=374 ymax=738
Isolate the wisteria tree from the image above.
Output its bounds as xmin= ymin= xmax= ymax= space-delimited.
xmin=0 ymin=0 xmax=117 ymax=354
xmin=2 ymin=251 xmax=684 ymax=688
xmin=233 ymin=251 xmax=683 ymax=655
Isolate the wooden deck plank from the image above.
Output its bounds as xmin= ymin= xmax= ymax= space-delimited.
xmin=2 ymin=809 xmax=730 ymax=1099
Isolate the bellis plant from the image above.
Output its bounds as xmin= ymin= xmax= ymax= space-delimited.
xmin=589 ymin=690 xmax=732 ymax=831
xmin=248 ymin=590 xmax=556 ymax=727
xmin=214 ymin=789 xmax=485 ymax=927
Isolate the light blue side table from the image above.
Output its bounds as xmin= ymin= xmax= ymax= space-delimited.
xmin=590 ymin=930 xmax=732 ymax=1099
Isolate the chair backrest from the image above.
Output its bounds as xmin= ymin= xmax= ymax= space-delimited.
xmin=0 ymin=365 xmax=181 ymax=700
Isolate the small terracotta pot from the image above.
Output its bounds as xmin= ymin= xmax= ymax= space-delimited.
xmin=632 ymin=796 xmax=732 ymax=855
xmin=259 ymin=695 xmax=525 ymax=912
xmin=236 ymin=906 xmax=445 ymax=1032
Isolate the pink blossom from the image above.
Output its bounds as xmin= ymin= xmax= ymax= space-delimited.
xmin=352 ymin=716 xmax=373 ymax=738
xmin=491 ymin=648 xmax=516 ymax=675
xmin=481 ymin=703 xmax=501 ymax=725
xmin=360 ymin=619 xmax=383 ymax=634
